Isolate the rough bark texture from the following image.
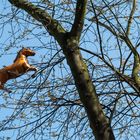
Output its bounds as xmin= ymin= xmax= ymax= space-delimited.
xmin=8 ymin=0 xmax=115 ymax=139
xmin=132 ymin=55 xmax=140 ymax=87
xmin=62 ymin=36 xmax=115 ymax=140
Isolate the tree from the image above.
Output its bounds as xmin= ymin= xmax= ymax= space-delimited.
xmin=0 ymin=0 xmax=139 ymax=139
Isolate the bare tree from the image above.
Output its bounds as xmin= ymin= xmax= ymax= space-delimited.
xmin=0 ymin=0 xmax=139 ymax=140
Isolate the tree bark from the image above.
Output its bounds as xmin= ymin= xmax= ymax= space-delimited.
xmin=62 ymin=35 xmax=115 ymax=140
xmin=8 ymin=0 xmax=115 ymax=139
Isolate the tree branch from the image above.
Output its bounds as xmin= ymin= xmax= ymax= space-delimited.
xmin=126 ymin=0 xmax=137 ymax=35
xmin=89 ymin=18 xmax=139 ymax=56
xmin=70 ymin=0 xmax=87 ymax=39
xmin=8 ymin=0 xmax=66 ymax=46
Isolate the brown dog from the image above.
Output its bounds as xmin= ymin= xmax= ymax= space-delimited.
xmin=0 ymin=47 xmax=37 ymax=92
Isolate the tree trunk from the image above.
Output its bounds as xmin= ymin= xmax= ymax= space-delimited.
xmin=61 ymin=34 xmax=115 ymax=140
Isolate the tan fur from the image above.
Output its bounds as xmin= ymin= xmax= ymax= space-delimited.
xmin=0 ymin=48 xmax=37 ymax=92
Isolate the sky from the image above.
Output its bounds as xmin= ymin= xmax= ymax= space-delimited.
xmin=0 ymin=1 xmax=140 ymax=140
